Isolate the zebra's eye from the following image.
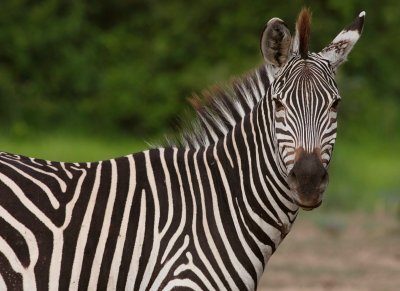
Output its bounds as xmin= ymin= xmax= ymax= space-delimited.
xmin=330 ymin=99 xmax=341 ymax=112
xmin=274 ymin=99 xmax=285 ymax=112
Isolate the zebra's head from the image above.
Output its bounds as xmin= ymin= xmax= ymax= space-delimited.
xmin=260 ymin=8 xmax=364 ymax=210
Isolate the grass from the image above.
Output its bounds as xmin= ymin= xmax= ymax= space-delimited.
xmin=322 ymin=138 xmax=400 ymax=211
xmin=0 ymin=132 xmax=398 ymax=211
xmin=0 ymin=133 xmax=148 ymax=162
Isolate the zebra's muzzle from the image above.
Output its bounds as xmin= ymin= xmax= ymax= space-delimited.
xmin=287 ymin=148 xmax=329 ymax=210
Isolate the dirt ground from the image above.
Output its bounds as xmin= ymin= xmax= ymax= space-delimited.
xmin=258 ymin=212 xmax=400 ymax=291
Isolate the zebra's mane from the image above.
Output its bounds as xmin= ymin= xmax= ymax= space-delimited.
xmin=164 ymin=64 xmax=271 ymax=149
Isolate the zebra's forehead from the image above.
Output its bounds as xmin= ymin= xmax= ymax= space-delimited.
xmin=272 ymin=54 xmax=339 ymax=99
xmin=282 ymin=54 xmax=333 ymax=77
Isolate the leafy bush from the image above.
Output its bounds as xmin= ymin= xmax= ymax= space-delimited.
xmin=0 ymin=0 xmax=398 ymax=139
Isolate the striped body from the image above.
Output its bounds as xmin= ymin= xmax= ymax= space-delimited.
xmin=0 ymin=106 xmax=297 ymax=290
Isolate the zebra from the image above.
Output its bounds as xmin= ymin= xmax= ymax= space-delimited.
xmin=0 ymin=8 xmax=364 ymax=291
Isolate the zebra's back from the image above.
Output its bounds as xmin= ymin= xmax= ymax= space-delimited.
xmin=0 ymin=148 xmax=261 ymax=290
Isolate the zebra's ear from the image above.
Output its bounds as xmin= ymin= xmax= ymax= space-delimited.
xmin=260 ymin=18 xmax=292 ymax=67
xmin=319 ymin=11 xmax=365 ymax=70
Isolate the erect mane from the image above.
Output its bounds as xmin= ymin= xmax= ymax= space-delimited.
xmin=164 ymin=65 xmax=271 ymax=149
xmin=296 ymin=7 xmax=312 ymax=59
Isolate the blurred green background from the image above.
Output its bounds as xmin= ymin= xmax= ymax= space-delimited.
xmin=0 ymin=0 xmax=398 ymax=211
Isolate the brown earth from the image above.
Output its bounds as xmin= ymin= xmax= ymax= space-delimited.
xmin=258 ymin=212 xmax=400 ymax=291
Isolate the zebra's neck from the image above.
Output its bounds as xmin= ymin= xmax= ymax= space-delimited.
xmin=204 ymin=97 xmax=299 ymax=265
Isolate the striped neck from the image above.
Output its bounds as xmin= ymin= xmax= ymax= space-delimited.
xmin=207 ymin=95 xmax=299 ymax=265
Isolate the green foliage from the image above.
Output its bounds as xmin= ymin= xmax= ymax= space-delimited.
xmin=1 ymin=0 xmax=398 ymax=137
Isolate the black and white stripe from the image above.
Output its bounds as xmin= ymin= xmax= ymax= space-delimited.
xmin=0 ymin=10 xmax=364 ymax=291
xmin=272 ymin=54 xmax=340 ymax=173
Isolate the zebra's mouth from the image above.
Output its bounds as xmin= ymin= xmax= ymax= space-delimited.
xmin=294 ymin=199 xmax=322 ymax=211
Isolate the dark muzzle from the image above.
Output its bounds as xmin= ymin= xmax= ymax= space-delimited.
xmin=288 ymin=149 xmax=329 ymax=210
